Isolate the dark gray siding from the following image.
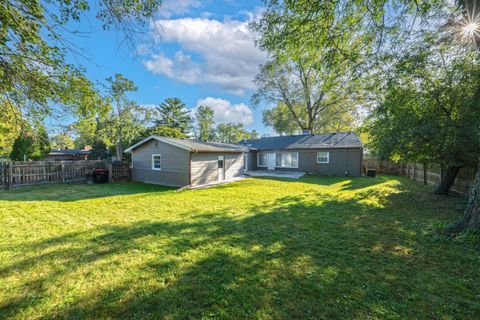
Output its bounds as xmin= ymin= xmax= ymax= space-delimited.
xmin=245 ymin=152 xmax=254 ymax=171
xmin=191 ymin=152 xmax=244 ymax=186
xmin=131 ymin=139 xmax=190 ymax=187
xmin=251 ymin=148 xmax=362 ymax=176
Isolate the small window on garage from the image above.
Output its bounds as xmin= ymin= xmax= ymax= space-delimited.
xmin=152 ymin=154 xmax=161 ymax=170
xmin=317 ymin=151 xmax=329 ymax=164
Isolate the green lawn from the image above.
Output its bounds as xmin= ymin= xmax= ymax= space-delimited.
xmin=0 ymin=176 xmax=479 ymax=319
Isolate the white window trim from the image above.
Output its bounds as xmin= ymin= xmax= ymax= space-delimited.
xmin=257 ymin=152 xmax=267 ymax=167
xmin=152 ymin=154 xmax=161 ymax=170
xmin=243 ymin=154 xmax=247 ymax=170
xmin=275 ymin=152 xmax=299 ymax=168
xmin=317 ymin=151 xmax=330 ymax=164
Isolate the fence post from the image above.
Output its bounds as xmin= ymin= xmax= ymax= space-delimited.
xmin=7 ymin=163 xmax=12 ymax=190
xmin=61 ymin=163 xmax=65 ymax=183
xmin=107 ymin=162 xmax=113 ymax=183
xmin=423 ymin=163 xmax=427 ymax=185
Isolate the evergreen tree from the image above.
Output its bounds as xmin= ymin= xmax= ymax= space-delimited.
xmin=10 ymin=124 xmax=51 ymax=160
xmin=155 ymin=98 xmax=192 ymax=135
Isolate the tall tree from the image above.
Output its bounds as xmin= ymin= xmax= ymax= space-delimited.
xmin=147 ymin=125 xmax=186 ymax=139
xmin=51 ymin=134 xmax=75 ymax=150
xmin=214 ymin=123 xmax=257 ymax=144
xmin=1 ymin=0 xmax=161 ymax=124
xmin=194 ymin=106 xmax=215 ymax=141
xmin=155 ymin=98 xmax=192 ymax=135
xmin=103 ymin=74 xmax=150 ymax=160
xmin=252 ymin=57 xmax=358 ymax=133
xmin=10 ymin=124 xmax=50 ymax=161
xmin=364 ymin=34 xmax=480 ymax=194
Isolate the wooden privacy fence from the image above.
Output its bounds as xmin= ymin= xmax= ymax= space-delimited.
xmin=107 ymin=161 xmax=131 ymax=182
xmin=363 ymin=157 xmax=477 ymax=194
xmin=0 ymin=160 xmax=131 ymax=190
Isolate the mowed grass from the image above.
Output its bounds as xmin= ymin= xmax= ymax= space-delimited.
xmin=0 ymin=176 xmax=479 ymax=319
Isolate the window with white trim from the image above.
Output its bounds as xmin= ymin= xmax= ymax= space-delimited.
xmin=317 ymin=151 xmax=329 ymax=164
xmin=258 ymin=152 xmax=267 ymax=167
xmin=152 ymin=154 xmax=161 ymax=170
xmin=275 ymin=152 xmax=298 ymax=168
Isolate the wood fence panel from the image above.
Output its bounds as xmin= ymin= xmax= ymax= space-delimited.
xmin=363 ymin=156 xmax=477 ymax=195
xmin=0 ymin=160 xmax=108 ymax=189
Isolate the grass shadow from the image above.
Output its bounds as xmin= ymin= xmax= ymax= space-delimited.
xmin=0 ymin=182 xmax=174 ymax=202
xmin=0 ymin=176 xmax=477 ymax=319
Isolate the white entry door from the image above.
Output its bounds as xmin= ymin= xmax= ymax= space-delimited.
xmin=218 ymin=155 xmax=225 ymax=181
xmin=267 ymin=152 xmax=276 ymax=170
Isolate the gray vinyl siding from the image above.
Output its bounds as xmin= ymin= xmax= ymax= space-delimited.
xmin=131 ymin=139 xmax=190 ymax=187
xmin=191 ymin=152 xmax=244 ymax=186
xmin=251 ymin=148 xmax=362 ymax=176
xmin=225 ymin=153 xmax=245 ymax=180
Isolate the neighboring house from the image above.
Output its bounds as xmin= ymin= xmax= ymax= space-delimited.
xmin=46 ymin=148 xmax=91 ymax=161
xmin=241 ymin=132 xmax=363 ymax=176
xmin=124 ymin=135 xmax=248 ymax=187
xmin=124 ymin=132 xmax=363 ymax=188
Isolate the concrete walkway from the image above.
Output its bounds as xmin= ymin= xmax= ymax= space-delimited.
xmin=244 ymin=170 xmax=305 ymax=179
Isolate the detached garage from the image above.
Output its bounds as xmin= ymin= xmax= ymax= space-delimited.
xmin=124 ymin=135 xmax=248 ymax=187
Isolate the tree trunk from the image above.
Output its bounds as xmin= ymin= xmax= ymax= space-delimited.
xmin=433 ymin=166 xmax=461 ymax=195
xmin=116 ymin=142 xmax=123 ymax=161
xmin=446 ymin=169 xmax=480 ymax=234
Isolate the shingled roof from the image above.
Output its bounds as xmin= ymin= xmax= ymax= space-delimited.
xmin=242 ymin=132 xmax=362 ymax=150
xmin=125 ymin=135 xmax=248 ymax=153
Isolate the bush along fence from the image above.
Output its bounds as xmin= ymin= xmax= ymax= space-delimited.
xmin=0 ymin=160 xmax=131 ymax=190
xmin=363 ymin=157 xmax=477 ymax=195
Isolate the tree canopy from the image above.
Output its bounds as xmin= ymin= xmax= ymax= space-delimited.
xmin=155 ymin=98 xmax=192 ymax=135
xmin=1 ymin=0 xmax=161 ymax=124
xmin=194 ymin=106 xmax=216 ymax=142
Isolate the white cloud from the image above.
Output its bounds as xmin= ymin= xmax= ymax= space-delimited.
xmin=142 ymin=16 xmax=268 ymax=95
xmin=195 ymin=97 xmax=254 ymax=125
xmin=158 ymin=0 xmax=202 ymax=18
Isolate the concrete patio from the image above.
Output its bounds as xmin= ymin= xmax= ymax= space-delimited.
xmin=244 ymin=170 xmax=305 ymax=179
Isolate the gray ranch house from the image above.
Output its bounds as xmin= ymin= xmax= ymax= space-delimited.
xmin=242 ymin=132 xmax=363 ymax=176
xmin=124 ymin=132 xmax=363 ymax=187
xmin=124 ymin=136 xmax=248 ymax=187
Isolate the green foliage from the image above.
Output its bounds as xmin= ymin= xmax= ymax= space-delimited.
xmin=194 ymin=105 xmax=215 ymax=141
xmin=0 ymin=0 xmax=160 ymax=124
xmin=10 ymin=132 xmax=34 ymax=161
xmin=10 ymin=124 xmax=51 ymax=160
xmin=155 ymin=98 xmax=192 ymax=134
xmin=262 ymin=103 xmax=301 ymax=135
xmin=364 ymin=31 xmax=480 ymax=167
xmin=1 ymin=176 xmax=479 ymax=318
xmin=214 ymin=123 xmax=256 ymax=144
xmin=147 ymin=125 xmax=186 ymax=139
xmin=253 ymin=56 xmax=359 ymax=133
xmin=101 ymin=74 xmax=151 ymax=160
xmin=51 ymin=134 xmax=75 ymax=150
xmin=0 ymin=101 xmax=24 ymax=156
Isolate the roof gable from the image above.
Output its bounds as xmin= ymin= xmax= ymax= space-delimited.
xmin=124 ymin=135 xmax=248 ymax=153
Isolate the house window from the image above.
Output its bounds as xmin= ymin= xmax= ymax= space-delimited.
xmin=152 ymin=154 xmax=161 ymax=170
xmin=243 ymin=154 xmax=247 ymax=170
xmin=258 ymin=152 xmax=267 ymax=167
xmin=275 ymin=152 xmax=298 ymax=168
xmin=317 ymin=151 xmax=329 ymax=164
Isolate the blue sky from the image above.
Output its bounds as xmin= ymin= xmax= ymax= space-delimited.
xmin=54 ymin=0 xmax=273 ymax=135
